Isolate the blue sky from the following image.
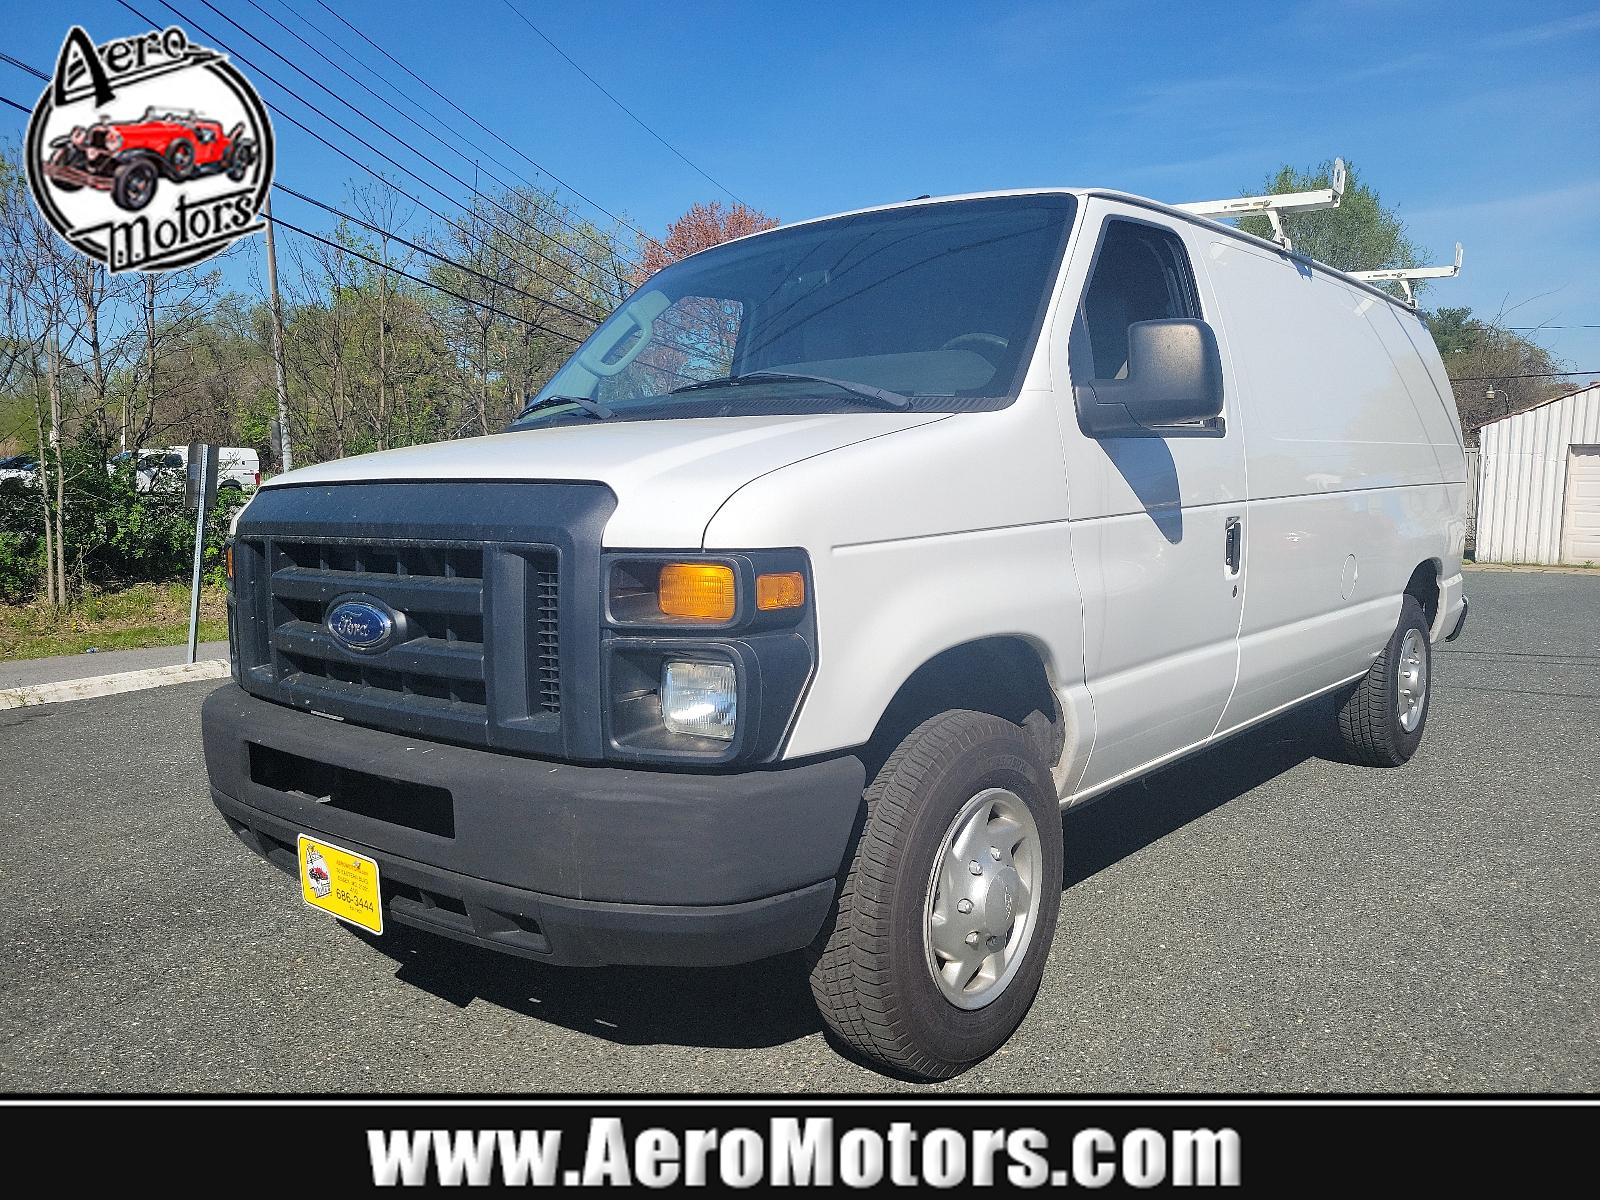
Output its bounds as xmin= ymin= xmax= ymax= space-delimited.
xmin=5 ymin=0 xmax=1598 ymax=370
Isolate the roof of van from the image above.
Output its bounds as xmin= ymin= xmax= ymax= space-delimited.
xmin=703 ymin=187 xmax=1420 ymax=315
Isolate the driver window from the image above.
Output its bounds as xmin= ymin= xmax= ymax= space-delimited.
xmin=1075 ymin=220 xmax=1200 ymax=383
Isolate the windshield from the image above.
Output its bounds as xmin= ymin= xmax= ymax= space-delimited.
xmin=512 ymin=194 xmax=1076 ymax=428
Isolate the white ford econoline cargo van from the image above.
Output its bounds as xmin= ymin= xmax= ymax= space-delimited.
xmin=205 ymin=189 xmax=1468 ymax=1079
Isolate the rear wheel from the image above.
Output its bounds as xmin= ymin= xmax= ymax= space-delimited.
xmin=165 ymin=137 xmax=196 ymax=178
xmin=809 ymin=710 xmax=1063 ymax=1080
xmin=1337 ymin=594 xmax=1432 ymax=766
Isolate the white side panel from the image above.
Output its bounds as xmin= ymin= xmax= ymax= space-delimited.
xmin=1197 ymin=237 xmax=1461 ymax=731
xmin=1220 ymin=489 xmax=1454 ymax=724
xmin=1200 ymin=239 xmax=1442 ymax=499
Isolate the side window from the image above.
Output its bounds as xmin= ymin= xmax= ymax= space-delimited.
xmin=1075 ymin=220 xmax=1201 ymax=383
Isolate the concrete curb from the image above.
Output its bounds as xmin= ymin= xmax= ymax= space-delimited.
xmin=1464 ymin=563 xmax=1599 ymax=575
xmin=0 ymin=660 xmax=230 ymax=710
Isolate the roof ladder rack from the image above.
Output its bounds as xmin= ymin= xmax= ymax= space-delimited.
xmin=1349 ymin=243 xmax=1464 ymax=306
xmin=1176 ymin=157 xmax=1348 ymax=252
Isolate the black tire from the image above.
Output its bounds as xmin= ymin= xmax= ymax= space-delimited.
xmin=165 ymin=137 xmax=196 ymax=179
xmin=225 ymin=132 xmax=254 ymax=183
xmin=809 ymin=709 xmax=1063 ymax=1080
xmin=1337 ymin=594 xmax=1432 ymax=767
xmin=111 ymin=159 xmax=158 ymax=212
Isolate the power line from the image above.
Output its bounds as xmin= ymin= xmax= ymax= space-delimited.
xmin=271 ymin=182 xmax=603 ymax=328
xmin=0 ymin=93 xmax=31 ymax=115
xmin=497 ymin=0 xmax=745 ymax=206
xmin=267 ymin=210 xmax=584 ymax=343
xmin=132 ymin=0 xmax=624 ymax=293
xmin=1451 ymin=370 xmax=1600 ymax=381
xmin=1508 ymin=325 xmax=1600 ymax=331
xmin=218 ymin=0 xmax=642 ymax=282
xmin=103 ymin=6 xmax=624 ymax=314
xmin=308 ymin=0 xmax=666 ymax=259
xmin=0 ymin=51 xmax=48 ymax=82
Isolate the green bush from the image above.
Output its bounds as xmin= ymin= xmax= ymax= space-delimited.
xmin=0 ymin=443 xmax=252 ymax=603
xmin=0 ymin=478 xmax=43 ymax=603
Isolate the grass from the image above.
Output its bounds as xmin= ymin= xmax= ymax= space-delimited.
xmin=0 ymin=582 xmax=227 ymax=661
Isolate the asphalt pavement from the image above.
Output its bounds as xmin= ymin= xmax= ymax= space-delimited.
xmin=0 ymin=570 xmax=1595 ymax=1092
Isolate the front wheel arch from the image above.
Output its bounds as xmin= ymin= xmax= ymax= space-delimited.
xmin=862 ymin=636 xmax=1065 ymax=782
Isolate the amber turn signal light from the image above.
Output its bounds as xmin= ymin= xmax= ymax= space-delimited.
xmin=756 ymin=571 xmax=805 ymax=611
xmin=224 ymin=542 xmax=234 ymax=583
xmin=657 ymin=563 xmax=736 ymax=621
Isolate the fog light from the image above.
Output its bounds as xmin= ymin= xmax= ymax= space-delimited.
xmin=660 ymin=660 xmax=737 ymax=741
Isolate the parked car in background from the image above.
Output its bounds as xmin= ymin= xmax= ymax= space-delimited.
xmin=110 ymin=446 xmax=261 ymax=494
xmin=0 ymin=454 xmax=40 ymax=485
xmin=43 ymin=107 xmax=259 ymax=213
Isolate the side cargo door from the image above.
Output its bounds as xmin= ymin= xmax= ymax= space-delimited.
xmin=1051 ymin=201 xmax=1248 ymax=796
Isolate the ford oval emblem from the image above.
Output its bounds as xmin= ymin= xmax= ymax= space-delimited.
xmin=326 ymin=597 xmax=395 ymax=652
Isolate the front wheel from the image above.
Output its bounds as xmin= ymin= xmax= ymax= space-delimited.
xmin=1336 ymin=594 xmax=1432 ymax=766
xmin=111 ymin=159 xmax=158 ymax=211
xmin=810 ymin=710 xmax=1063 ymax=1080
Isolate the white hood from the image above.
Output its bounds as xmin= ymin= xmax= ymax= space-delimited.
xmin=263 ymin=413 xmax=946 ymax=547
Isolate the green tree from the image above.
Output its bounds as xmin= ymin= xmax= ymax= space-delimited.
xmin=1425 ymin=305 xmax=1569 ymax=435
xmin=1239 ymin=159 xmax=1420 ymax=275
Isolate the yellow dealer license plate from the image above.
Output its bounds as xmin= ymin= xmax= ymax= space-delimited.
xmin=298 ymin=835 xmax=383 ymax=935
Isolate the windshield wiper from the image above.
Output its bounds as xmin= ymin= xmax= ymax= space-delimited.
xmin=516 ymin=393 xmax=614 ymax=421
xmin=669 ymin=370 xmax=911 ymax=410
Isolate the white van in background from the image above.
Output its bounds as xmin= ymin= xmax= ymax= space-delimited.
xmin=205 ymin=188 xmax=1468 ymax=1080
xmin=113 ymin=446 xmax=261 ymax=494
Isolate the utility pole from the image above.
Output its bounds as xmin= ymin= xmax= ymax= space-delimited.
xmin=143 ymin=274 xmax=155 ymax=453
xmin=263 ymin=192 xmax=293 ymax=473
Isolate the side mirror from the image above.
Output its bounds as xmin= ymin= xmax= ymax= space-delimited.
xmin=1074 ymin=318 xmax=1224 ymax=438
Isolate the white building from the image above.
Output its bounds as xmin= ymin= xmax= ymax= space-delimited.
xmin=1474 ymin=383 xmax=1600 ymax=565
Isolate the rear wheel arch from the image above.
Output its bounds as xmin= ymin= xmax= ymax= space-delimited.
xmin=1404 ymin=559 xmax=1443 ymax=629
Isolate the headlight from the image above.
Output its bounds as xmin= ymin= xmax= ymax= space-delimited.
xmin=104 ymin=129 xmax=123 ymax=150
xmin=603 ymin=550 xmax=814 ymax=764
xmin=609 ymin=557 xmax=806 ymax=627
xmin=660 ymin=660 xmax=737 ymax=740
xmin=610 ymin=559 xmax=735 ymax=625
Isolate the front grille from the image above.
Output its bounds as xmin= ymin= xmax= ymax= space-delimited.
xmin=235 ymin=535 xmax=561 ymax=749
xmin=535 ymin=562 xmax=560 ymax=713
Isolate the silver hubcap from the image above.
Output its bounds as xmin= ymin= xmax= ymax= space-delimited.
xmin=923 ymin=788 xmax=1043 ymax=1010
xmin=1397 ymin=628 xmax=1428 ymax=732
